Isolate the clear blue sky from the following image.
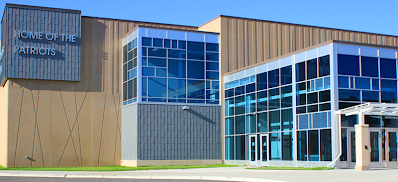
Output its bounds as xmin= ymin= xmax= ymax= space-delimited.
xmin=1 ymin=0 xmax=398 ymax=36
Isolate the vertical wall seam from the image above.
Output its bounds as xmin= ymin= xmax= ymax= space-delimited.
xmin=74 ymin=89 xmax=83 ymax=166
xmin=97 ymin=93 xmax=107 ymax=166
xmin=112 ymin=94 xmax=121 ymax=165
xmin=13 ymin=89 xmax=24 ymax=167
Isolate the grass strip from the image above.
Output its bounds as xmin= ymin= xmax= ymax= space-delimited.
xmin=246 ymin=166 xmax=333 ymax=170
xmin=0 ymin=164 xmax=238 ymax=171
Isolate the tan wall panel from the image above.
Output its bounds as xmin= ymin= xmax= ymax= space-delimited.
xmin=0 ymin=82 xmax=9 ymax=167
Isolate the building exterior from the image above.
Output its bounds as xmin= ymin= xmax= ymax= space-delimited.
xmin=0 ymin=3 xmax=398 ymax=168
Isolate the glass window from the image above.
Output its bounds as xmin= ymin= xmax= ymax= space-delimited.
xmin=380 ymin=58 xmax=397 ymax=78
xmin=338 ymin=76 xmax=349 ymax=88
xmin=147 ymin=78 xmax=167 ymax=97
xmin=225 ymin=98 xmax=234 ymax=116
xmin=307 ymin=58 xmax=317 ymax=79
xmin=168 ymin=79 xmax=186 ymax=98
xmin=281 ymin=85 xmax=292 ymax=108
xmin=206 ymin=43 xmax=219 ymax=52
xmin=381 ymin=79 xmax=397 ymax=103
xmin=339 ymin=89 xmax=361 ymax=101
xmin=338 ymin=54 xmax=360 ymax=76
xmin=269 ymin=110 xmax=280 ymax=132
xmin=206 ymin=90 xmax=219 ymax=100
xmin=268 ymin=69 xmax=280 ymax=88
xmin=142 ymin=67 xmax=155 ymax=76
xmin=269 ymin=133 xmax=281 ymax=160
xmin=257 ymin=112 xmax=268 ymax=132
xmin=361 ymin=56 xmax=378 ymax=77
xmin=187 ymin=80 xmax=205 ymax=99
xmin=164 ymin=39 xmax=171 ymax=48
xmin=246 ymin=83 xmax=255 ymax=93
xmin=142 ymin=77 xmax=147 ymax=97
xmin=168 ymin=59 xmax=186 ymax=78
xmin=297 ymin=93 xmax=306 ymax=106
xmin=225 ymin=137 xmax=234 ymax=160
xmin=320 ymin=129 xmax=332 ymax=161
xmin=168 ymin=49 xmax=186 ymax=59
xmin=257 ymin=90 xmax=268 ymax=111
xmin=383 ymin=116 xmax=398 ymax=128
xmin=235 ymin=95 xmax=245 ymax=115
xmin=372 ymin=79 xmax=379 ymax=90
xmin=297 ymin=131 xmax=307 ymax=161
xmin=308 ymin=105 xmax=318 ymax=113
xmin=308 ymin=130 xmax=319 ymax=161
xmin=319 ymin=90 xmax=330 ymax=102
xmin=324 ymin=76 xmax=331 ymax=89
xmin=206 ymin=52 xmax=219 ymax=61
xmin=246 ymin=114 xmax=256 ymax=134
xmin=362 ymin=90 xmax=380 ymax=102
xmin=212 ymin=81 xmax=219 ymax=89
xmin=240 ymin=77 xmax=250 ymax=85
xmin=172 ymin=40 xmax=177 ymax=48
xmin=148 ymin=48 xmax=167 ymax=57
xmin=187 ymin=41 xmax=204 ymax=60
xmin=296 ymin=62 xmax=306 ymax=82
xmin=187 ymin=61 xmax=205 ymax=79
xmin=316 ymin=78 xmax=323 ymax=91
xmin=178 ymin=40 xmax=186 ymax=49
xmin=281 ymin=65 xmax=292 ymax=85
xmin=355 ymin=77 xmax=371 ymax=89
xmin=269 ymin=88 xmax=280 ymax=110
xmin=235 ymin=86 xmax=244 ymax=95
xmin=142 ymin=47 xmax=147 ymax=56
xmin=235 ymin=135 xmax=246 ymax=160
xmin=297 ymin=106 xmax=306 ymax=114
xmin=318 ymin=55 xmax=330 ymax=77
xmin=206 ymin=71 xmax=219 ymax=80
xmin=156 ymin=68 xmax=167 ymax=77
xmin=340 ymin=128 xmax=347 ymax=161
xmin=282 ymin=109 xmax=293 ymax=131
xmin=235 ymin=116 xmax=245 ymax=134
xmin=282 ymin=132 xmax=293 ymax=161
xmin=206 ymin=62 xmax=219 ymax=70
xmin=307 ymin=92 xmax=318 ymax=104
xmin=365 ymin=115 xmax=380 ymax=127
xmin=153 ymin=38 xmax=163 ymax=47
xmin=147 ymin=57 xmax=166 ymax=67
xmin=225 ymin=88 xmax=234 ymax=98
xmin=339 ymin=102 xmax=359 ymax=110
xmin=257 ymin=72 xmax=267 ymax=91
xmin=142 ymin=37 xmax=151 ymax=46
xmin=341 ymin=115 xmax=357 ymax=127
xmin=246 ymin=93 xmax=256 ymax=113
xmin=320 ymin=103 xmax=331 ymax=111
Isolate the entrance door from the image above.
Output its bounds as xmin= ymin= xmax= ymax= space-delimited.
xmin=347 ymin=128 xmax=356 ymax=169
xmin=385 ymin=129 xmax=398 ymax=168
xmin=259 ymin=134 xmax=268 ymax=166
xmin=369 ymin=128 xmax=382 ymax=168
xmin=249 ymin=135 xmax=257 ymax=166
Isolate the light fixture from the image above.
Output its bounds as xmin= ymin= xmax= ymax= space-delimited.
xmin=182 ymin=106 xmax=189 ymax=110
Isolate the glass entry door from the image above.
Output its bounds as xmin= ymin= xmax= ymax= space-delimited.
xmin=369 ymin=129 xmax=382 ymax=168
xmin=259 ymin=134 xmax=268 ymax=166
xmin=249 ymin=135 xmax=257 ymax=166
xmin=347 ymin=128 xmax=356 ymax=169
xmin=385 ymin=129 xmax=398 ymax=168
xmin=249 ymin=134 xmax=268 ymax=166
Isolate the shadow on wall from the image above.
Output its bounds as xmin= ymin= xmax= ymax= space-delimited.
xmin=186 ymin=109 xmax=217 ymax=125
xmin=9 ymin=19 xmax=109 ymax=93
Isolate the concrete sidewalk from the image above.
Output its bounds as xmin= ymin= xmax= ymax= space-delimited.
xmin=0 ymin=167 xmax=397 ymax=182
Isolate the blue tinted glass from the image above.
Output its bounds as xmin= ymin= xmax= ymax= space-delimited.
xmin=316 ymin=78 xmax=323 ymax=90
xmin=187 ymin=80 xmax=205 ymax=99
xmin=338 ymin=54 xmax=360 ymax=76
xmin=256 ymin=72 xmax=267 ymax=90
xmin=164 ymin=39 xmax=171 ymax=48
xmin=187 ymin=99 xmax=205 ymax=103
xmin=147 ymin=78 xmax=167 ymax=97
xmin=148 ymin=48 xmax=166 ymax=57
xmin=269 ymin=110 xmax=281 ymax=132
xmin=307 ymin=105 xmax=318 ymax=113
xmin=355 ymin=77 xmax=370 ymax=89
xmin=319 ymin=55 xmax=330 ymax=77
xmin=206 ymin=71 xmax=219 ymax=80
xmin=307 ymin=58 xmax=317 ymax=79
xmin=339 ymin=89 xmax=361 ymax=101
xmin=268 ymin=69 xmax=279 ymax=88
xmin=296 ymin=106 xmax=306 ymax=114
xmin=257 ymin=112 xmax=268 ymax=132
xmin=281 ymin=65 xmax=292 ymax=85
xmin=206 ymin=81 xmax=211 ymax=89
xmin=269 ymin=88 xmax=280 ymax=110
xmin=130 ymin=68 xmax=137 ymax=78
xmin=296 ymin=62 xmax=305 ymax=82
xmin=206 ymin=100 xmax=219 ymax=104
xmin=246 ymin=114 xmax=256 ymax=133
xmin=246 ymin=93 xmax=256 ymax=113
xmin=142 ymin=67 xmax=154 ymax=76
xmin=168 ymin=49 xmax=186 ymax=59
xmin=187 ymin=41 xmax=204 ymax=60
xmin=245 ymin=83 xmax=255 ymax=93
xmin=362 ymin=90 xmax=380 ymax=102
xmin=206 ymin=90 xmax=219 ymax=100
xmin=153 ymin=38 xmax=163 ymax=47
xmin=240 ymin=77 xmax=250 ymax=85
xmin=168 ymin=59 xmax=186 ymax=78
xmin=225 ymin=136 xmax=234 ymax=160
xmin=225 ymin=88 xmax=234 ymax=98
xmin=319 ymin=90 xmax=330 ymax=102
xmin=206 ymin=43 xmax=219 ymax=52
xmin=235 ymin=86 xmax=244 ymax=95
xmin=235 ymin=116 xmax=245 ymax=134
xmin=381 ymin=79 xmax=397 ymax=103
xmin=307 ymin=92 xmax=318 ymax=104
xmin=350 ymin=77 xmax=354 ymax=88
xmin=156 ymin=68 xmax=167 ymax=77
xmin=206 ymin=52 xmax=219 ymax=61
xmin=235 ymin=96 xmax=245 ymax=115
xmin=142 ymin=77 xmax=147 ymax=96
xmin=281 ymin=85 xmax=292 ymax=108
xmin=206 ymin=62 xmax=219 ymax=70
xmin=324 ymin=77 xmax=331 ymax=89
xmin=361 ymin=56 xmax=378 ymax=77
xmin=178 ymin=40 xmax=186 ymax=49
xmin=168 ymin=99 xmax=186 ymax=103
xmin=338 ymin=76 xmax=349 ymax=88
xmin=225 ymin=118 xmax=234 ymax=135
xmin=142 ymin=47 xmax=147 ymax=56
xmin=380 ymin=58 xmax=397 ymax=78
xmin=257 ymin=90 xmax=267 ymax=111
xmin=212 ymin=81 xmax=219 ymax=89
xmin=282 ymin=109 xmax=293 ymax=131
xmin=225 ymin=98 xmax=234 ymax=116
xmin=172 ymin=40 xmax=177 ymax=48
xmin=269 ymin=132 xmax=281 ymax=160
xmin=187 ymin=61 xmax=204 ymax=79
xmin=147 ymin=58 xmax=166 ymax=67
xmin=142 ymin=37 xmax=151 ymax=46
xmin=250 ymin=75 xmax=256 ymax=82
xmin=168 ymin=79 xmax=186 ymax=98
xmin=372 ymin=79 xmax=379 ymax=90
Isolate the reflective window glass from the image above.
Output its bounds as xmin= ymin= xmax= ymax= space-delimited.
xmin=187 ymin=41 xmax=204 ymax=60
xmin=319 ymin=90 xmax=330 ymax=102
xmin=372 ymin=79 xmax=379 ymax=90
xmin=339 ymin=102 xmax=359 ymax=110
xmin=282 ymin=132 xmax=293 ymax=160
xmin=257 ymin=90 xmax=268 ymax=111
xmin=338 ymin=54 xmax=360 ymax=76
xmin=282 ymin=109 xmax=293 ymax=131
xmin=225 ymin=88 xmax=234 ymax=98
xmin=187 ymin=61 xmax=204 ymax=79
xmin=365 ymin=115 xmax=380 ymax=127
xmin=147 ymin=57 xmax=166 ymax=67
xmin=206 ymin=90 xmax=219 ymax=100
xmin=320 ymin=129 xmax=332 ymax=161
xmin=297 ymin=106 xmax=306 ymax=114
xmin=339 ymin=89 xmax=361 ymax=101
xmin=168 ymin=59 xmax=186 ymax=78
xmin=296 ymin=62 xmax=306 ymax=82
xmin=235 ymin=135 xmax=246 ymax=160
xmin=225 ymin=136 xmax=234 ymax=160
xmin=318 ymin=55 xmax=330 ymax=77
xmin=142 ymin=37 xmax=151 ymax=46
xmin=147 ymin=78 xmax=167 ymax=97
xmin=206 ymin=71 xmax=219 ymax=80
xmin=316 ymin=78 xmax=323 ymax=91
xmin=341 ymin=115 xmax=357 ymax=127
xmin=381 ymin=79 xmax=397 ymax=103
xmin=281 ymin=65 xmax=292 ymax=85
xmin=246 ymin=93 xmax=256 ymax=113
xmin=235 ymin=86 xmax=244 ymax=95
xmin=355 ymin=77 xmax=370 ymax=89
xmin=383 ymin=116 xmax=398 ymax=128
xmin=319 ymin=103 xmax=331 ymax=111
xmin=307 ymin=105 xmax=318 ymax=113
xmin=163 ymin=39 xmax=171 ymax=48
xmin=307 ymin=58 xmax=317 ymax=79
xmin=257 ymin=72 xmax=267 ymax=91
xmin=142 ymin=47 xmax=147 ymax=56
xmin=281 ymin=85 xmax=292 ymax=108
xmin=187 ymin=80 xmax=205 ymax=99
xmin=307 ymin=92 xmax=318 ymax=104
xmin=168 ymin=49 xmax=186 ymax=59
xmin=245 ymin=83 xmax=255 ymax=93
xmin=168 ymin=79 xmax=186 ymax=98
xmin=269 ymin=132 xmax=281 ymax=160
xmin=269 ymin=110 xmax=281 ymax=132
xmin=257 ymin=112 xmax=268 ymax=132
xmin=246 ymin=114 xmax=256 ymax=133
xmin=269 ymin=88 xmax=280 ymax=110
xmin=225 ymin=118 xmax=234 ymax=135
xmin=156 ymin=68 xmax=166 ymax=77
xmin=178 ymin=40 xmax=186 ymax=49
xmin=268 ymin=69 xmax=280 ymax=88
xmin=235 ymin=116 xmax=245 ymax=134
xmin=206 ymin=52 xmax=219 ymax=61
xmin=142 ymin=67 xmax=155 ymax=76
xmin=297 ymin=131 xmax=307 ymax=161
xmin=362 ymin=90 xmax=380 ymax=102
xmin=148 ymin=48 xmax=167 ymax=57
xmin=172 ymin=40 xmax=177 ymax=48
xmin=308 ymin=130 xmax=319 ymax=161
xmin=206 ymin=62 xmax=219 ymax=70
xmin=212 ymin=81 xmax=219 ymax=89
xmin=153 ymin=38 xmax=163 ymax=47
xmin=235 ymin=95 xmax=245 ymax=115
xmin=206 ymin=43 xmax=219 ymax=52
xmin=380 ymin=58 xmax=397 ymax=78
xmin=142 ymin=77 xmax=147 ymax=96
xmin=225 ymin=98 xmax=234 ymax=116
xmin=361 ymin=56 xmax=378 ymax=77
xmin=297 ymin=93 xmax=306 ymax=106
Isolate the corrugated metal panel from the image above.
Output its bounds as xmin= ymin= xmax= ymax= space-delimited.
xmin=121 ymin=104 xmax=138 ymax=160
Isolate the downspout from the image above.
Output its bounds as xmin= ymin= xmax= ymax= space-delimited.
xmin=327 ymin=113 xmax=342 ymax=168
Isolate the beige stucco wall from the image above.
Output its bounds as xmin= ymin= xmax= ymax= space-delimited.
xmin=0 ymin=81 xmax=9 ymax=167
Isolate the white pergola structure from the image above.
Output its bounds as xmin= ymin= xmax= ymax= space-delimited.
xmin=335 ymin=103 xmax=398 ymax=170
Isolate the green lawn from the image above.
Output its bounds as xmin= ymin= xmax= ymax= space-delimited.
xmin=246 ymin=166 xmax=333 ymax=170
xmin=0 ymin=164 xmax=237 ymax=171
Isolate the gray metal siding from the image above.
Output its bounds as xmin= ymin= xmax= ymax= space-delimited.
xmin=121 ymin=104 xmax=138 ymax=160
xmin=136 ymin=104 xmax=221 ymax=160
xmin=1 ymin=5 xmax=81 ymax=83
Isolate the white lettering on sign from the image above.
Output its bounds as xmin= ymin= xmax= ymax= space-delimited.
xmin=14 ymin=30 xmax=77 ymax=57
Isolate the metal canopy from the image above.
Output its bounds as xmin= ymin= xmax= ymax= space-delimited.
xmin=337 ymin=102 xmax=398 ymax=116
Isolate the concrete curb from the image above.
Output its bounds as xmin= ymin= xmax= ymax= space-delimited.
xmin=0 ymin=172 xmax=287 ymax=182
